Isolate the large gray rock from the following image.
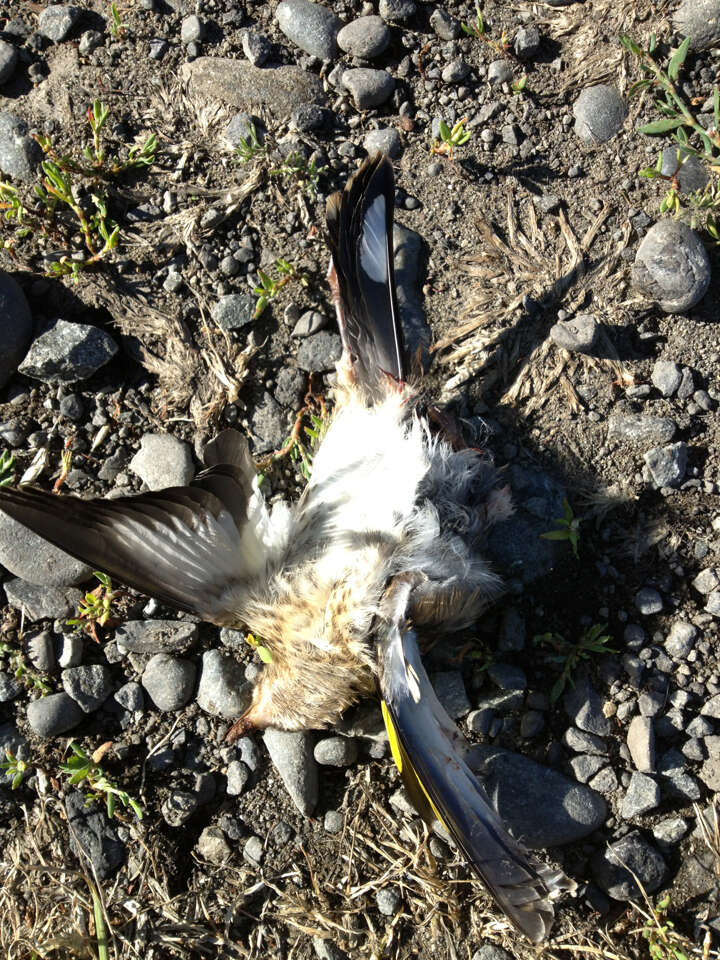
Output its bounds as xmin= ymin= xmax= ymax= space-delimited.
xmin=276 ymin=0 xmax=342 ymax=59
xmin=465 ymin=744 xmax=606 ymax=847
xmin=27 ymin=692 xmax=84 ymax=737
xmin=62 ymin=664 xmax=113 ymax=713
xmin=196 ymin=649 xmax=252 ymax=718
xmin=672 ymin=0 xmax=720 ymax=50
xmin=0 ymin=273 xmax=32 ymax=389
xmin=632 ymin=220 xmax=710 ymax=313
xmin=0 ymin=113 xmax=43 ymax=182
xmin=263 ymin=728 xmax=319 ymax=815
xmin=18 ymin=319 xmax=118 ymax=383
xmin=130 ymin=433 xmax=194 ymax=489
xmin=142 ymin=654 xmax=196 ymax=711
xmin=342 ymin=68 xmax=395 ymax=110
xmin=115 ymin=620 xmax=199 ymax=654
xmin=181 ymin=59 xmax=325 ymax=117
xmin=0 ymin=510 xmax=92 ymax=586
xmin=573 ymin=85 xmax=626 ymax=143
xmin=4 ymin=578 xmax=81 ymax=620
xmin=65 ymin=792 xmax=125 ymax=879
xmin=37 ymin=5 xmax=82 ymax=42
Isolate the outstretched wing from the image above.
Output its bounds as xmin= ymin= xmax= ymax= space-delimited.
xmin=0 ymin=429 xmax=268 ymax=625
xmin=377 ymin=596 xmax=575 ymax=942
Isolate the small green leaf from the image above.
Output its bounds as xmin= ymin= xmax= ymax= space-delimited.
xmin=540 ymin=529 xmax=570 ymax=542
xmin=638 ymin=117 xmax=684 ymax=135
xmin=439 ymin=120 xmax=451 ymax=142
xmin=667 ymin=36 xmax=691 ymax=82
xmin=257 ymin=645 xmax=273 ymax=664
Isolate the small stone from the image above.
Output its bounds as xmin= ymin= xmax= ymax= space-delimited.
xmin=263 ymin=729 xmax=318 ymax=816
xmin=211 ymin=293 xmax=255 ymax=331
xmin=196 ymin=649 xmax=252 ymax=719
xmin=163 ymin=270 xmax=183 ymax=294
xmin=651 ymin=360 xmax=682 ymax=397
xmin=19 ymin=319 xmax=118 ymax=383
xmin=275 ymin=0 xmax=342 ymax=59
xmin=488 ymin=663 xmax=527 ymax=690
xmin=250 ymin=391 xmax=287 ymax=455
xmin=520 ymin=710 xmax=545 ymax=738
xmin=363 ymin=127 xmax=402 ymax=158
xmin=242 ymin=31 xmax=272 ymax=66
xmin=591 ymin=831 xmax=667 ymax=900
xmin=291 ymin=103 xmax=331 ymax=133
xmin=563 ymin=727 xmax=608 ymax=755
xmin=666 ymin=621 xmax=696 ymax=660
xmin=38 ymin=4 xmax=81 ymax=42
xmin=573 ymin=85 xmax=626 ymax=143
xmin=226 ymin=760 xmax=251 ymax=795
xmin=342 ymin=68 xmax=395 ymax=110
xmin=488 ymin=59 xmax=513 ymax=84
xmin=0 ymin=40 xmax=19 ymax=84
xmin=701 ymin=694 xmax=720 ymax=718
xmin=113 ymin=681 xmax=144 ymax=713
xmin=57 ymin=633 xmax=83 ymax=669
xmin=634 ymin=588 xmax=663 ymax=615
xmin=78 ymin=29 xmax=103 ymax=56
xmin=0 ymin=671 xmax=21 ymax=702
xmin=429 ymin=8 xmax=460 ymax=40
xmin=162 ymin=789 xmax=199 ymax=827
xmin=569 ymin=754 xmax=607 ymax=783
xmin=142 ymin=654 xmax=196 ymax=711
xmin=197 ymin=825 xmax=231 ymax=863
xmin=564 ymin=676 xmax=612 ymax=736
xmin=632 ymin=221 xmax=711 ymax=313
xmin=130 ymin=433 xmax=194 ymax=489
xmin=627 ymin=716 xmax=655 ymax=772
xmin=244 ymin=835 xmax=264 ymax=865
xmin=0 ymin=113 xmax=43 ymax=181
xmin=379 ymin=0 xmax=416 ymax=22
xmin=314 ymin=736 xmax=358 ymax=766
xmin=693 ymin=569 xmax=718 ymax=595
xmin=607 ymin=413 xmax=676 ymax=446
xmin=706 ymin=590 xmax=720 ymax=617
xmin=514 ymin=24 xmax=541 ymax=59
xmin=621 ymin=772 xmax=661 ymax=818
xmin=652 ymin=817 xmax=688 ymax=845
xmin=296 ymin=331 xmax=342 ymax=372
xmin=225 ymin=112 xmax=261 ymax=148
xmin=4 ymin=579 xmax=81 ymax=621
xmin=27 ymin=692 xmax=84 ymax=737
xmin=588 ymin=766 xmax=619 ymax=794
xmin=549 ymin=313 xmax=598 ymax=354
xmin=375 ymin=887 xmax=402 ymax=915
xmin=643 ymin=442 xmax=687 ymax=489
xmin=292 ymin=309 xmax=327 ymax=338
xmin=337 ymin=16 xmax=390 ymax=58
xmin=62 ymin=664 xmax=112 ymax=713
xmin=65 ymin=792 xmax=124 ymax=879
xmin=115 ymin=620 xmax=199 ymax=655
xmin=181 ymin=15 xmax=204 ymax=44
xmin=442 ymin=58 xmax=470 ymax=84
xmin=699 ymin=757 xmax=720 ymax=791
xmin=324 ymin=809 xmax=344 ymax=834
xmin=27 ymin=629 xmax=56 ymax=672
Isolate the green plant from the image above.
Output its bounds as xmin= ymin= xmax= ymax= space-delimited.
xmin=234 ymin=122 xmax=266 ymax=165
xmin=269 ymin=151 xmax=327 ymax=198
xmin=0 ymin=450 xmax=15 ymax=487
xmin=109 ymin=0 xmax=124 ymax=37
xmin=60 ymin=741 xmax=143 ymax=820
xmin=246 ymin=632 xmax=273 ymax=663
xmin=0 ymin=100 xmax=156 ymax=278
xmin=67 ymin=571 xmax=121 ymax=642
xmin=258 ymin=386 xmax=329 ymax=480
xmin=540 ymin=498 xmax=582 ymax=558
xmin=639 ymin=895 xmax=690 ymax=960
xmin=253 ymin=257 xmax=308 ymax=317
xmin=511 ymin=75 xmax=528 ymax=96
xmin=0 ymin=641 xmax=52 ymax=696
xmin=1 ymin=749 xmax=30 ymax=789
xmin=432 ymin=117 xmax=472 ymax=159
xmin=534 ymin=624 xmax=616 ymax=703
xmin=461 ymin=4 xmax=510 ymax=53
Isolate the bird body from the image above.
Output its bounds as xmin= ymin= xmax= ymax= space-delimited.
xmin=0 ymin=154 xmax=575 ymax=941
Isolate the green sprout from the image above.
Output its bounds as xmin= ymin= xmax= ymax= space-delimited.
xmin=533 ymin=624 xmax=616 ymax=704
xmin=1 ymin=749 xmax=30 ymax=790
xmin=109 ymin=0 xmax=124 ymax=37
xmin=253 ymin=257 xmax=308 ymax=318
xmin=67 ymin=571 xmax=121 ymax=642
xmin=0 ymin=641 xmax=52 ymax=696
xmin=0 ymin=450 xmax=15 ymax=487
xmin=512 ymin=75 xmax=528 ymax=96
xmin=640 ymin=895 xmax=690 ymax=960
xmin=269 ymin=151 xmax=327 ymax=198
xmin=235 ymin=122 xmax=266 ymax=165
xmin=245 ymin=633 xmax=273 ymax=664
xmin=461 ymin=4 xmax=510 ymax=53
xmin=432 ymin=118 xmax=472 ymax=159
xmin=541 ymin=498 xmax=581 ymax=559
xmin=60 ymin=741 xmax=143 ymax=820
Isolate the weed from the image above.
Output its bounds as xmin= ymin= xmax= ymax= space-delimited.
xmin=234 ymin=122 xmax=266 ymax=165
xmin=540 ymin=497 xmax=582 ymax=558
xmin=432 ymin=118 xmax=472 ymax=160
xmin=60 ymin=741 xmax=143 ymax=820
xmin=0 ymin=99 xmax=156 ymax=278
xmin=258 ymin=382 xmax=329 ymax=481
xmin=269 ymin=151 xmax=327 ymax=198
xmin=511 ymin=75 xmax=528 ymax=96
xmin=534 ymin=624 xmax=616 ymax=703
xmin=245 ymin=633 xmax=273 ymax=663
xmin=0 ymin=450 xmax=15 ymax=487
xmin=0 ymin=641 xmax=52 ymax=696
xmin=634 ymin=895 xmax=690 ymax=960
xmin=108 ymin=0 xmax=124 ymax=37
xmin=67 ymin=571 xmax=122 ymax=642
xmin=1 ymin=749 xmax=30 ymax=790
xmin=253 ymin=257 xmax=308 ymax=318
xmin=461 ymin=4 xmax=510 ymax=54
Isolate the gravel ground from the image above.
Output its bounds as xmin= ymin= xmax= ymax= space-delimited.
xmin=1 ymin=1 xmax=720 ymax=958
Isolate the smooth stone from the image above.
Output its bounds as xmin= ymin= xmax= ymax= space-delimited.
xmin=651 ymin=359 xmax=682 ymax=396
xmin=27 ymin=692 xmax=84 ymax=737
xmin=337 ymin=16 xmax=390 ymax=58
xmin=314 ymin=736 xmax=358 ymax=766
xmin=62 ymin=664 xmax=113 ymax=713
xmin=430 ymin=8 xmax=460 ymax=40
xmin=549 ymin=313 xmax=598 ymax=354
xmin=130 ymin=433 xmax=194 ymax=489
xmin=660 ymin=146 xmax=708 ymax=193
xmin=38 ymin=4 xmax=81 ymax=41
xmin=196 ymin=649 xmax=252 ymax=718
xmin=672 ymin=0 xmax=720 ymax=50
xmin=275 ymin=0 xmax=342 ymax=59
xmin=3 ymin=579 xmax=81 ymax=620
xmin=115 ymin=620 xmax=199 ymax=655
xmin=181 ymin=59 xmax=325 ymax=117
xmin=363 ymin=127 xmax=402 ymax=158
xmin=0 ymin=510 xmax=92 ymax=586
xmin=342 ymin=68 xmax=395 ymax=110
xmin=632 ymin=220 xmax=711 ymax=313
xmin=296 ymin=331 xmax=342 ymax=372
xmin=607 ymin=413 xmax=676 ymax=446
xmin=141 ymin=654 xmax=196 ymax=711
xmin=0 ymin=113 xmax=42 ymax=182
xmin=379 ymin=0 xmax=416 ymax=21
xmin=263 ymin=728 xmax=319 ymax=816
xmin=573 ymin=85 xmax=626 ymax=143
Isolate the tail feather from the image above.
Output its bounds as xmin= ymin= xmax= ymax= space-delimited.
xmin=326 ymin=153 xmax=405 ymax=396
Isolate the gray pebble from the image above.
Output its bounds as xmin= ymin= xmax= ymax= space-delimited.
xmin=569 ymin=754 xmax=607 ymax=783
xmin=292 ymin=309 xmax=327 ymax=338
xmin=672 ymin=0 xmax=720 ymax=50
xmin=607 ymin=413 xmax=676 ymax=446
xmin=196 ymin=649 xmax=252 ymax=719
xmin=291 ymin=103 xmax=331 ymax=133
xmin=701 ymin=693 xmax=720 ymax=718
xmin=113 ymin=681 xmax=144 ymax=713
xmin=275 ymin=0 xmax=341 ymax=59
xmin=130 ymin=433 xmax=194 ymax=489
xmin=62 ymin=664 xmax=112 ymax=713
xmin=78 ymin=29 xmax=103 ymax=56
xmin=162 ymin=789 xmax=199 ymax=826
xmin=142 ymin=654 xmax=196 ymax=711
xmin=57 ymin=632 xmax=84 ymax=669
xmin=591 ymin=830 xmax=667 ymax=899
xmin=514 ymin=24 xmax=541 ymax=59
xmin=4 ymin=579 xmax=81 ymax=621
xmin=379 ymin=0 xmax=416 ymax=22
xmin=250 ymin=391 xmax=287 ymax=455
xmin=442 ymin=58 xmax=470 ymax=84
xmin=627 ymin=716 xmax=655 ymax=772
xmin=488 ymin=60 xmax=513 ymax=84
xmin=66 ymin=791 xmax=124 ymax=879
xmin=337 ymin=16 xmax=390 ymax=58
xmin=363 ymin=127 xmax=402 ymax=158
xmin=342 ymin=68 xmax=395 ymax=110
xmin=115 ymin=620 xmax=199 ymax=655
xmin=225 ymin=112 xmax=261 ymax=148
xmin=197 ymin=825 xmax=231 ymax=863
xmin=651 ymin=359 xmax=682 ymax=397
xmin=634 ymin=587 xmax=663 ymax=615
xmin=429 ymin=8 xmax=460 ymax=40
xmin=0 ymin=671 xmax=21 ymax=702
xmin=296 ymin=331 xmax=342 ymax=372
xmin=244 ymin=835 xmax=264 ymax=865
xmin=632 ymin=221 xmax=711 ymax=313
xmin=242 ymin=31 xmax=272 ymax=67
xmin=660 ymin=146 xmax=708 ymax=193
xmin=621 ymin=772 xmax=660 ymax=818
xmin=226 ymin=759 xmax=251 ymax=795
xmin=263 ymin=728 xmax=318 ymax=815
xmin=643 ymin=442 xmax=687 ymax=489
xmin=324 ymin=809 xmax=344 ymax=833
xmin=375 ymin=886 xmax=402 ymax=915
xmin=549 ymin=313 xmax=598 ymax=354
xmin=665 ymin=621 xmax=696 ymax=661
xmin=314 ymin=736 xmax=358 ymax=766
xmin=38 ymin=4 xmax=81 ymax=42
xmin=27 ymin=629 xmax=56 ymax=672
xmin=27 ymin=692 xmax=84 ymax=737
xmin=19 ymin=319 xmax=118 ymax=383
xmin=212 ymin=293 xmax=257 ymax=332
xmin=573 ymin=85 xmax=626 ymax=143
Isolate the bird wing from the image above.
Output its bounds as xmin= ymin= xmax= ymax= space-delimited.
xmin=0 ymin=429 xmax=268 ymax=624
xmin=377 ymin=613 xmax=575 ymax=942
xmin=326 ymin=152 xmax=405 ymax=393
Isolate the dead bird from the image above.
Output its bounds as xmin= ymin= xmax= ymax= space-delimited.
xmin=0 ymin=154 xmax=575 ymax=941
